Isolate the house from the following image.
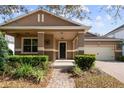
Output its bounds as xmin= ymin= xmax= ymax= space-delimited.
xmin=5 ymin=35 xmax=14 ymax=53
xmin=104 ymin=24 xmax=124 ymax=56
xmin=0 ymin=9 xmax=122 ymax=61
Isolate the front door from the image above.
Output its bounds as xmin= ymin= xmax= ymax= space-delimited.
xmin=59 ymin=42 xmax=66 ymax=59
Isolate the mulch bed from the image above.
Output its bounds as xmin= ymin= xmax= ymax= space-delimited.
xmin=0 ymin=69 xmax=53 ymax=88
xmin=72 ymin=68 xmax=124 ymax=88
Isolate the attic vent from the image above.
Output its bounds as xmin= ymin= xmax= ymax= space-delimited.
xmin=41 ymin=14 xmax=44 ymax=22
xmin=37 ymin=14 xmax=44 ymax=23
xmin=37 ymin=14 xmax=40 ymax=22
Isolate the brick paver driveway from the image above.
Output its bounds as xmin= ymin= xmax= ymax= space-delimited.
xmin=96 ymin=61 xmax=124 ymax=83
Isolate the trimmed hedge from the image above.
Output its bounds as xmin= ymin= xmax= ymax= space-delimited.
xmin=8 ymin=49 xmax=13 ymax=55
xmin=74 ymin=54 xmax=96 ymax=70
xmin=7 ymin=55 xmax=48 ymax=69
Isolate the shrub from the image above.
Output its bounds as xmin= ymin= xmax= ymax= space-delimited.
xmin=0 ymin=32 xmax=9 ymax=63
xmin=8 ymin=55 xmax=49 ymax=68
xmin=13 ymin=63 xmax=44 ymax=83
xmin=118 ymin=56 xmax=124 ymax=61
xmin=72 ymin=66 xmax=82 ymax=77
xmin=13 ymin=63 xmax=33 ymax=78
xmin=0 ymin=61 xmax=5 ymax=71
xmin=8 ymin=49 xmax=13 ymax=55
xmin=74 ymin=54 xmax=96 ymax=70
xmin=31 ymin=68 xmax=44 ymax=83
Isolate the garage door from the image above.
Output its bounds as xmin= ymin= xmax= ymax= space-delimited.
xmin=84 ymin=46 xmax=115 ymax=60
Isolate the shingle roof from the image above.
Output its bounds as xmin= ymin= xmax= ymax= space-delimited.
xmin=104 ymin=24 xmax=124 ymax=36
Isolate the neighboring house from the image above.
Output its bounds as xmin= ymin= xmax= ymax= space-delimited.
xmin=104 ymin=24 xmax=124 ymax=56
xmin=5 ymin=35 xmax=14 ymax=53
xmin=0 ymin=9 xmax=122 ymax=61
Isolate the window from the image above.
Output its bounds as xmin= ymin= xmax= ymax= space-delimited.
xmin=23 ymin=38 xmax=38 ymax=52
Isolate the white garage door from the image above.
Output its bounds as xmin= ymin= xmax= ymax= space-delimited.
xmin=84 ymin=46 xmax=115 ymax=60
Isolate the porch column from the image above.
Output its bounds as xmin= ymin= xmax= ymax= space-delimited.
xmin=38 ymin=32 xmax=44 ymax=54
xmin=77 ymin=32 xmax=85 ymax=54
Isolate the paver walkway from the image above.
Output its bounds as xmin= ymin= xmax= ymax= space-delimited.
xmin=96 ymin=61 xmax=124 ymax=83
xmin=47 ymin=68 xmax=75 ymax=88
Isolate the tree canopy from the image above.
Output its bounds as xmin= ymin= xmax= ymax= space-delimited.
xmin=0 ymin=5 xmax=124 ymax=22
xmin=0 ymin=5 xmax=28 ymax=21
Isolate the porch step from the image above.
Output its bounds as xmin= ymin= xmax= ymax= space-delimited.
xmin=51 ymin=60 xmax=75 ymax=68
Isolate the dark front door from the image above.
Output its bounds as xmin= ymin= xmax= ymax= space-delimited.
xmin=59 ymin=42 xmax=66 ymax=59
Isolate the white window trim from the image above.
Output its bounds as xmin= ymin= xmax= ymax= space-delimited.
xmin=21 ymin=37 xmax=38 ymax=54
xmin=58 ymin=41 xmax=67 ymax=59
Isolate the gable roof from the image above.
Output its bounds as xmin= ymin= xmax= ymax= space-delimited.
xmin=85 ymin=32 xmax=122 ymax=41
xmin=0 ymin=9 xmax=90 ymax=29
xmin=104 ymin=24 xmax=124 ymax=36
xmin=85 ymin=32 xmax=98 ymax=37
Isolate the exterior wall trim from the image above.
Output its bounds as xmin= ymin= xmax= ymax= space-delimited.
xmin=84 ymin=45 xmax=115 ymax=47
xmin=0 ymin=26 xmax=89 ymax=30
xmin=85 ymin=39 xmax=121 ymax=41
xmin=37 ymin=32 xmax=44 ymax=33
xmin=38 ymin=47 xmax=44 ymax=51
xmin=15 ymin=49 xmax=21 ymax=51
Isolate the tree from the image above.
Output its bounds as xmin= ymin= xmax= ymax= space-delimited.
xmin=0 ymin=5 xmax=28 ymax=21
xmin=100 ymin=5 xmax=124 ymax=20
xmin=38 ymin=5 xmax=91 ymax=20
xmin=0 ymin=32 xmax=9 ymax=62
xmin=38 ymin=5 xmax=124 ymax=21
xmin=0 ymin=5 xmax=124 ymax=22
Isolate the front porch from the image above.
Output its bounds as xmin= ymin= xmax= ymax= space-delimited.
xmin=5 ymin=30 xmax=85 ymax=61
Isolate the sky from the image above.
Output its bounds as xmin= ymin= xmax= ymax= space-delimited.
xmin=1 ymin=5 xmax=124 ymax=36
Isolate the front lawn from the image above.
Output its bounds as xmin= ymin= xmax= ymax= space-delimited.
xmin=73 ymin=68 xmax=124 ymax=88
xmin=73 ymin=54 xmax=124 ymax=88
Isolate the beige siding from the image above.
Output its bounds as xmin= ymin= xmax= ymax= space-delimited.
xmin=4 ymin=11 xmax=77 ymax=26
xmin=67 ymin=52 xmax=73 ymax=59
xmin=44 ymin=51 xmax=54 ymax=61
xmin=44 ymin=34 xmax=54 ymax=49
xmin=15 ymin=36 xmax=21 ymax=49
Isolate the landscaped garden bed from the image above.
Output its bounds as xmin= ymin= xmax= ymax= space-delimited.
xmin=0 ymin=68 xmax=52 ymax=88
xmin=0 ymin=55 xmax=52 ymax=88
xmin=72 ymin=54 xmax=124 ymax=88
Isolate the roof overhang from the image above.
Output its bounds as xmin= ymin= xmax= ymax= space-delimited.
xmin=0 ymin=26 xmax=91 ymax=30
xmin=84 ymin=39 xmax=122 ymax=41
xmin=104 ymin=24 xmax=124 ymax=37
